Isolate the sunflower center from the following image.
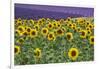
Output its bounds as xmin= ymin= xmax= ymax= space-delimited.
xmin=67 ymin=35 xmax=71 ymax=39
xmin=31 ymin=31 xmax=36 ymax=35
xmin=27 ymin=28 xmax=30 ymax=32
xmin=54 ymin=24 xmax=56 ymax=26
xmin=69 ymin=24 xmax=72 ymax=27
xmin=88 ymin=31 xmax=90 ymax=34
xmin=15 ymin=48 xmax=18 ymax=53
xmin=23 ymin=32 xmax=27 ymax=36
xmin=58 ymin=24 xmax=60 ymax=27
xmin=81 ymin=31 xmax=85 ymax=36
xmin=34 ymin=51 xmax=40 ymax=57
xmin=89 ymin=25 xmax=92 ymax=28
xmin=43 ymin=30 xmax=47 ymax=33
xmin=18 ymin=28 xmax=23 ymax=31
xmin=73 ymin=26 xmax=75 ymax=29
xmin=49 ymin=34 xmax=53 ymax=38
xmin=57 ymin=29 xmax=62 ymax=34
xmin=87 ymin=22 xmax=89 ymax=25
xmin=49 ymin=24 xmax=52 ymax=28
xmin=19 ymin=39 xmax=23 ymax=43
xmin=71 ymin=50 xmax=76 ymax=57
xmin=91 ymin=38 xmax=94 ymax=42
xmin=37 ymin=51 xmax=40 ymax=56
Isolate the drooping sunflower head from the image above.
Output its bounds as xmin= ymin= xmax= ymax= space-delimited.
xmin=68 ymin=48 xmax=79 ymax=61
xmin=47 ymin=32 xmax=55 ymax=41
xmin=14 ymin=45 xmax=20 ymax=55
xmin=34 ymin=48 xmax=42 ymax=58
xmin=66 ymin=32 xmax=73 ymax=41
xmin=30 ymin=29 xmax=38 ymax=38
xmin=89 ymin=35 xmax=94 ymax=45
xmin=41 ymin=28 xmax=48 ymax=36
xmin=80 ymin=30 xmax=87 ymax=38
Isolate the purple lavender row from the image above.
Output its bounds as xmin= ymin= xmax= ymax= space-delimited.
xmin=15 ymin=3 xmax=94 ymax=19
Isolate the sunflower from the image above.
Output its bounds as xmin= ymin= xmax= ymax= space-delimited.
xmin=53 ymin=21 xmax=57 ymax=28
xmin=57 ymin=22 xmax=61 ymax=28
xmin=16 ymin=18 xmax=22 ymax=25
xmin=87 ymin=30 xmax=92 ymax=36
xmin=34 ymin=48 xmax=42 ymax=58
xmin=88 ymin=24 xmax=93 ymax=30
xmin=59 ymin=19 xmax=64 ymax=24
xmin=26 ymin=27 xmax=31 ymax=34
xmin=73 ymin=26 xmax=77 ymax=32
xmin=47 ymin=23 xmax=53 ymax=29
xmin=66 ymin=32 xmax=73 ymax=41
xmin=72 ymin=25 xmax=76 ymax=30
xmin=41 ymin=28 xmax=48 ymax=36
xmin=86 ymin=27 xmax=90 ymax=31
xmin=85 ymin=21 xmax=90 ymax=26
xmin=41 ymin=18 xmax=45 ymax=22
xmin=22 ymin=19 xmax=28 ymax=25
xmin=89 ymin=36 xmax=94 ymax=45
xmin=16 ymin=38 xmax=24 ymax=44
xmin=76 ymin=27 xmax=81 ymax=32
xmin=68 ymin=23 xmax=73 ymax=29
xmin=38 ymin=19 xmax=43 ymax=26
xmin=17 ymin=26 xmax=25 ymax=33
xmin=66 ymin=17 xmax=71 ymax=22
xmin=47 ymin=18 xmax=50 ymax=21
xmin=77 ymin=18 xmax=84 ymax=25
xmin=30 ymin=29 xmax=37 ymax=38
xmin=47 ymin=32 xmax=55 ymax=41
xmin=68 ymin=48 xmax=79 ymax=61
xmin=14 ymin=45 xmax=20 ymax=55
xmin=62 ymin=27 xmax=66 ymax=32
xmin=28 ymin=19 xmax=34 ymax=25
xmin=34 ymin=24 xmax=40 ymax=31
xmin=22 ymin=31 xmax=28 ymax=36
xmin=80 ymin=30 xmax=87 ymax=38
xmin=15 ymin=30 xmax=20 ymax=36
xmin=56 ymin=29 xmax=64 ymax=36
xmin=73 ymin=23 xmax=76 ymax=27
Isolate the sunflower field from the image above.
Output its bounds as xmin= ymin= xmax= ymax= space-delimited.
xmin=14 ymin=17 xmax=94 ymax=65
